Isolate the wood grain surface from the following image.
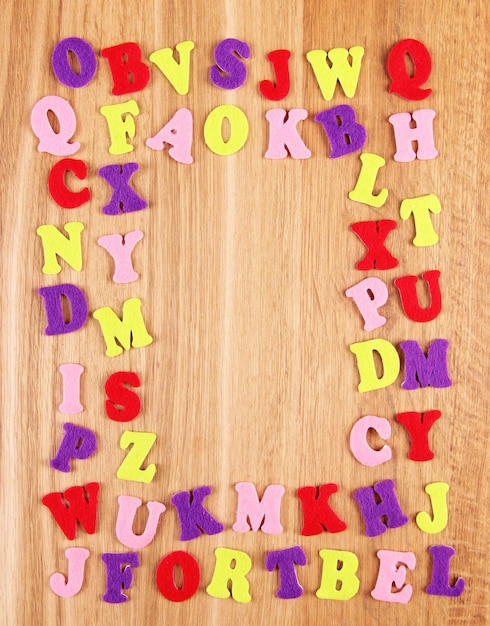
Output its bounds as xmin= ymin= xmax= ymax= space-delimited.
xmin=1 ymin=0 xmax=489 ymax=624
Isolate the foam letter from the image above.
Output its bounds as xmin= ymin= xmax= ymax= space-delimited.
xmin=266 ymin=546 xmax=306 ymax=599
xmin=149 ymin=41 xmax=195 ymax=95
xmin=105 ymin=371 xmax=141 ymax=422
xmin=101 ymin=42 xmax=150 ymax=94
xmin=98 ymin=231 xmax=144 ymax=283
xmin=171 ymin=486 xmax=224 ymax=541
xmin=36 ymin=222 xmax=84 ymax=274
xmin=48 ymin=158 xmax=90 ymax=208
xmin=264 ymin=108 xmax=311 ymax=159
xmin=416 ymin=482 xmax=449 ymax=534
xmin=146 ymin=108 xmax=193 ymax=163
xmin=354 ymin=479 xmax=409 ymax=537
xmin=58 ymin=363 xmax=84 ymax=413
xmin=387 ymin=39 xmax=432 ymax=100
xmin=41 ymin=482 xmax=99 ymax=539
xmin=296 ymin=484 xmax=346 ymax=535
xmin=350 ymin=220 xmax=398 ymax=270
xmin=156 ymin=551 xmax=200 ymax=602
xmin=99 ymin=100 xmax=140 ymax=155
xmin=38 ymin=283 xmax=88 ymax=335
xmin=204 ymin=105 xmax=249 ymax=155
xmin=315 ymin=105 xmax=367 ymax=158
xmin=50 ymin=422 xmax=97 ymax=472
xmin=426 ymin=546 xmax=465 ymax=596
xmin=371 ymin=550 xmax=416 ymax=603
xmin=102 ymin=552 xmax=139 ymax=603
xmin=400 ymin=193 xmax=441 ymax=246
xmin=233 ymin=483 xmax=285 ymax=533
xmin=395 ymin=270 xmax=442 ymax=322
xmin=210 ymin=38 xmax=250 ymax=89
xmin=116 ymin=495 xmax=166 ymax=548
xmin=306 ymin=46 xmax=364 ymax=100
xmin=316 ymin=549 xmax=360 ymax=600
xmin=117 ymin=431 xmax=157 ymax=483
xmin=98 ymin=162 xmax=147 ymax=215
xmin=349 ymin=415 xmax=392 ymax=467
xmin=50 ymin=547 xmax=90 ymax=597
xmin=348 ymin=153 xmax=388 ymax=207
xmin=395 ymin=409 xmax=441 ymax=461
xmin=52 ymin=37 xmax=97 ymax=88
xmin=389 ymin=109 xmax=438 ymax=162
xmin=260 ymin=49 xmax=291 ymax=100
xmin=206 ymin=547 xmax=252 ymax=602
xmin=345 ymin=277 xmax=388 ymax=331
xmin=31 ymin=95 xmax=80 ymax=155
xmin=349 ymin=339 xmax=400 ymax=393
xmin=400 ymin=339 xmax=452 ymax=390
xmin=92 ymin=297 xmax=153 ymax=357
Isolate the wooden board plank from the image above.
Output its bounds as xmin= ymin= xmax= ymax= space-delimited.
xmin=1 ymin=1 xmax=489 ymax=623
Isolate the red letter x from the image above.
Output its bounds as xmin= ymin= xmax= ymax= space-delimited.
xmin=351 ymin=220 xmax=398 ymax=270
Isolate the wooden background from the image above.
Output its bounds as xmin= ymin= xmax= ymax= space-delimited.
xmin=1 ymin=0 xmax=489 ymax=624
